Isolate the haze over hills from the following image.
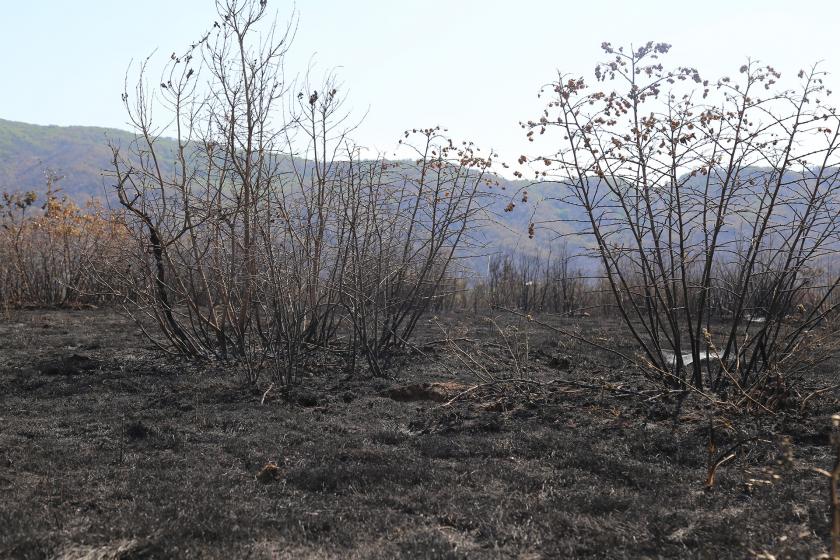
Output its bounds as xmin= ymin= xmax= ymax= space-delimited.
xmin=3 ymin=118 xmax=833 ymax=274
xmin=0 ymin=118 xmax=553 ymax=260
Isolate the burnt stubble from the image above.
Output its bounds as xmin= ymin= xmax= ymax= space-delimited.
xmin=0 ymin=309 xmax=836 ymax=558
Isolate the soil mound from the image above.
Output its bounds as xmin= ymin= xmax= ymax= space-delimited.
xmin=382 ymin=381 xmax=470 ymax=403
xmin=39 ymin=353 xmax=99 ymax=376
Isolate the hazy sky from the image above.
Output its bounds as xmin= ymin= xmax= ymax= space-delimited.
xmin=2 ymin=0 xmax=839 ymax=168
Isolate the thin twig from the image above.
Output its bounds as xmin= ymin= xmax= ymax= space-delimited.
xmin=260 ymin=383 xmax=274 ymax=406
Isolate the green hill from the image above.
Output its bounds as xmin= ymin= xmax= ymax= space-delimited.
xmin=0 ymin=118 xmax=139 ymax=199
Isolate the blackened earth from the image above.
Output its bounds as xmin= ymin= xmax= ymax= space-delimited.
xmin=0 ymin=309 xmax=838 ymax=559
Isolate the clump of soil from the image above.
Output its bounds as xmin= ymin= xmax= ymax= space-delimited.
xmin=39 ymin=353 xmax=99 ymax=376
xmin=294 ymin=391 xmax=319 ymax=408
xmin=125 ymin=420 xmax=150 ymax=441
xmin=256 ymin=462 xmax=282 ymax=484
xmin=382 ymin=381 xmax=470 ymax=403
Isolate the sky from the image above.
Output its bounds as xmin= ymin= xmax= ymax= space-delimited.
xmin=2 ymin=0 xmax=840 ymax=171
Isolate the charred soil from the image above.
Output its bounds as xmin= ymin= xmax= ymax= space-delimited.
xmin=1 ymin=309 xmax=838 ymax=558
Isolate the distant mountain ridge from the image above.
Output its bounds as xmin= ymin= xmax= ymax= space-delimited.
xmin=0 ymin=118 xmax=543 ymax=261
xmin=0 ymin=119 xmax=542 ymax=243
xmin=0 ymin=118 xmax=155 ymax=200
xmin=6 ymin=118 xmax=829 ymax=275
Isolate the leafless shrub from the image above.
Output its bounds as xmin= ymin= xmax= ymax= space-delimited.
xmin=108 ymin=0 xmax=292 ymax=366
xmin=105 ymin=0 xmax=489 ymax=384
xmin=523 ymin=41 xmax=840 ymax=402
xmin=340 ymin=130 xmax=492 ymax=375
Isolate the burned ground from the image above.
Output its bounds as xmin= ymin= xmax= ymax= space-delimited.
xmin=1 ymin=309 xmax=838 ymax=558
